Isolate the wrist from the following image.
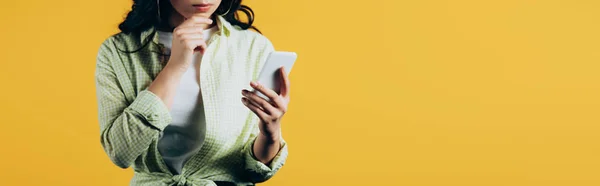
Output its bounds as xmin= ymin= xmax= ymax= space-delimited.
xmin=259 ymin=130 xmax=282 ymax=145
xmin=164 ymin=61 xmax=188 ymax=74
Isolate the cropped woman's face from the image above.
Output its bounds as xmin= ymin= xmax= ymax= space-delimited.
xmin=170 ymin=0 xmax=223 ymax=18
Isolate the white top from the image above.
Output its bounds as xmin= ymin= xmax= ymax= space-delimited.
xmin=155 ymin=25 xmax=218 ymax=175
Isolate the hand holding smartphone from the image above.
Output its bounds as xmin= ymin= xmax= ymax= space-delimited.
xmin=251 ymin=51 xmax=298 ymax=101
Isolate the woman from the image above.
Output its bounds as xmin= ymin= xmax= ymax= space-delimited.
xmin=94 ymin=0 xmax=290 ymax=185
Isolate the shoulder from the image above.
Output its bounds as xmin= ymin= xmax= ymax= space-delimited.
xmin=98 ymin=30 xmax=152 ymax=54
xmin=96 ymin=31 xmax=147 ymax=69
xmin=97 ymin=32 xmax=128 ymax=55
xmin=100 ymin=31 xmax=132 ymax=47
xmin=97 ymin=34 xmax=119 ymax=62
xmin=97 ymin=29 xmax=160 ymax=64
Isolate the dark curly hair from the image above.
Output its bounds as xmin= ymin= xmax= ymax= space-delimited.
xmin=114 ymin=0 xmax=260 ymax=54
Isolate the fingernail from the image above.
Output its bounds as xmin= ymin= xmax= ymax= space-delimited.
xmin=250 ymin=81 xmax=257 ymax=87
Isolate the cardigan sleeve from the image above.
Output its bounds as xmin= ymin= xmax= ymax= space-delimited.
xmin=241 ymin=34 xmax=289 ymax=183
xmin=242 ymin=126 xmax=288 ymax=183
xmin=95 ymin=37 xmax=172 ymax=169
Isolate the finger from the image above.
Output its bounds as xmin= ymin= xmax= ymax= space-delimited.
xmin=274 ymin=96 xmax=288 ymax=114
xmin=249 ymin=81 xmax=286 ymax=109
xmin=175 ymin=24 xmax=213 ymax=37
xmin=180 ymin=33 xmax=203 ymax=40
xmin=242 ymin=89 xmax=279 ymax=115
xmin=192 ymin=42 xmax=208 ymax=54
xmin=245 ymin=95 xmax=264 ymax=111
xmin=173 ymin=26 xmax=204 ymax=37
xmin=279 ymin=66 xmax=291 ymax=98
xmin=258 ymin=90 xmax=286 ymax=114
xmin=196 ymin=41 xmax=207 ymax=54
xmin=181 ymin=38 xmax=207 ymax=52
xmin=242 ymin=97 xmax=270 ymax=120
xmin=176 ymin=24 xmax=209 ymax=30
xmin=187 ymin=16 xmax=213 ymax=25
xmin=180 ymin=16 xmax=213 ymax=27
xmin=250 ymin=81 xmax=279 ymax=104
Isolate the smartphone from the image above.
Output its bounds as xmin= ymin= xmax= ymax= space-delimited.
xmin=251 ymin=51 xmax=298 ymax=101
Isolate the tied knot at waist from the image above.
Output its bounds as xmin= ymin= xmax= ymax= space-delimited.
xmin=171 ymin=174 xmax=217 ymax=186
xmin=135 ymin=171 xmax=218 ymax=186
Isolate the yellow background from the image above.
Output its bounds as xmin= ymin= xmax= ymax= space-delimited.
xmin=0 ymin=0 xmax=599 ymax=185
